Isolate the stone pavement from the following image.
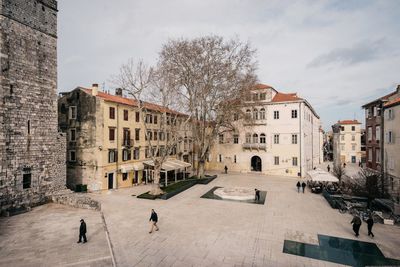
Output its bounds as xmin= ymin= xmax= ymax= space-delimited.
xmin=90 ymin=172 xmax=400 ymax=267
xmin=0 ymin=203 xmax=113 ymax=267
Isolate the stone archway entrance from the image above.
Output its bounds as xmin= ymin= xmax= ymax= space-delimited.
xmin=251 ymin=156 xmax=262 ymax=172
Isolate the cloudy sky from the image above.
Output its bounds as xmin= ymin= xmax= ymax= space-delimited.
xmin=58 ymin=0 xmax=400 ymax=130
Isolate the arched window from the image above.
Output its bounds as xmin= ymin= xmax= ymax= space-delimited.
xmin=259 ymin=108 xmax=265 ymax=120
xmin=245 ymin=133 xmax=251 ymax=143
xmin=245 ymin=109 xmax=251 ymax=120
xmin=260 ymin=133 xmax=266 ymax=144
xmin=253 ymin=109 xmax=258 ymax=120
xmin=253 ymin=133 xmax=258 ymax=143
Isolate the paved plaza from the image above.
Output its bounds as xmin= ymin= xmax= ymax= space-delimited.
xmin=1 ymin=172 xmax=400 ymax=266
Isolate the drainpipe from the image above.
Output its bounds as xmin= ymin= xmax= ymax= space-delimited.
xmin=116 ymin=104 xmax=119 ymax=189
xmin=299 ymin=102 xmax=302 ymax=177
xmin=380 ymin=101 xmax=385 ymax=196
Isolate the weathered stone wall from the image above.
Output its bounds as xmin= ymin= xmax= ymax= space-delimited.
xmin=0 ymin=0 xmax=66 ymax=213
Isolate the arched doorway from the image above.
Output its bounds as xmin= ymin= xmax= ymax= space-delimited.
xmin=251 ymin=156 xmax=262 ymax=172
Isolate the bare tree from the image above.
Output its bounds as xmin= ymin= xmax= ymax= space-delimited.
xmin=157 ymin=35 xmax=257 ymax=177
xmin=113 ymin=59 xmax=190 ymax=195
xmin=333 ymin=164 xmax=346 ymax=184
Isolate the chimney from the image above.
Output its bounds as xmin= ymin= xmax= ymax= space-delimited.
xmin=91 ymin=83 xmax=98 ymax=96
xmin=397 ymin=84 xmax=400 ymax=93
xmin=115 ymin=88 xmax=123 ymax=96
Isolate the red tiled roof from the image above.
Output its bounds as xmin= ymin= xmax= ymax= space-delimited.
xmin=271 ymin=92 xmax=303 ymax=102
xmin=253 ymin=83 xmax=273 ymax=90
xmin=362 ymin=89 xmax=398 ymax=108
xmin=337 ymin=120 xmax=361 ymax=125
xmin=384 ymin=97 xmax=400 ymax=108
xmin=82 ymin=88 xmax=185 ymax=116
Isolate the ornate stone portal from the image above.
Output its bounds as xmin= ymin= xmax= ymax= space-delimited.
xmin=213 ymin=187 xmax=255 ymax=201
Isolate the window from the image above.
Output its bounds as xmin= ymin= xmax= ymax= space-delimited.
xmin=341 ymin=135 xmax=344 ymax=141
xmin=122 ymin=173 xmax=128 ymax=181
xmin=245 ymin=133 xmax=251 ymax=143
xmin=135 ymin=112 xmax=140 ymax=122
xmin=260 ymin=93 xmax=266 ymax=100
xmin=245 ymin=109 xmax=251 ymax=119
xmin=69 ymin=106 xmax=77 ymax=119
xmin=123 ymin=110 xmax=128 ymax=121
xmin=274 ymin=156 xmax=279 ymax=165
xmin=145 ymin=147 xmax=149 ymax=158
xmin=259 ymin=108 xmax=265 ymax=120
xmin=233 ymin=134 xmax=239 ymax=144
xmin=252 ymin=134 xmax=258 ymax=143
xmin=387 ymin=131 xmax=394 ymax=143
xmin=145 ymin=114 xmax=153 ymax=124
xmin=292 ymin=157 xmax=298 ymax=166
xmin=23 ymin=171 xmax=31 ymax=189
xmin=135 ymin=128 xmax=140 ymax=141
xmin=153 ymin=130 xmax=158 ymax=141
xmin=109 ymin=128 xmax=115 ymax=141
xmin=274 ymin=134 xmax=279 ymax=144
xmin=159 ymin=132 xmax=165 ymax=141
xmin=218 ymin=154 xmax=222 ymax=162
xmin=252 ymin=93 xmax=259 ymax=101
xmin=109 ymin=107 xmax=115 ymax=119
xmin=122 ymin=149 xmax=131 ymax=161
xmin=388 ymin=109 xmax=394 ymax=120
xmin=146 ymin=130 xmax=152 ymax=140
xmin=368 ymin=148 xmax=372 ymax=161
xmin=376 ymin=126 xmax=380 ymax=142
xmin=253 ymin=109 xmax=258 ymax=120
xmin=368 ymin=127 xmax=372 ymax=141
xmin=233 ymin=113 xmax=239 ymax=121
xmin=352 ymin=144 xmax=356 ymax=151
xmin=340 ymin=126 xmax=344 ymax=131
xmin=108 ymin=149 xmax=117 ymax=163
xmin=376 ymin=149 xmax=380 ymax=163
xmin=351 ymin=126 xmax=355 ymax=131
xmin=154 ymin=115 xmax=158 ymax=124
xmin=133 ymin=147 xmax=140 ymax=160
xmin=260 ymin=133 xmax=266 ymax=144
xmin=69 ymin=150 xmax=76 ymax=162
xmin=70 ymin=128 xmax=76 ymax=141
xmin=28 ymin=120 xmax=30 ymax=135
xmin=291 ymin=110 xmax=297 ymax=118
xmin=234 ymin=155 xmax=237 ymax=163
xmin=274 ymin=111 xmax=279 ymax=119
xmin=351 ymin=135 xmax=355 ymax=141
xmin=123 ymin=129 xmax=131 ymax=146
xmin=291 ymin=134 xmax=298 ymax=144
xmin=219 ymin=134 xmax=224 ymax=144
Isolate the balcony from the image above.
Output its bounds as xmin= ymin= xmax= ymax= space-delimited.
xmin=242 ymin=143 xmax=267 ymax=151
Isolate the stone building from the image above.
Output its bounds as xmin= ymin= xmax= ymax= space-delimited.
xmin=0 ymin=0 xmax=66 ymax=213
xmin=205 ymin=84 xmax=323 ymax=177
xmin=332 ymin=120 xmax=362 ymax=164
xmin=58 ymin=85 xmax=192 ymax=191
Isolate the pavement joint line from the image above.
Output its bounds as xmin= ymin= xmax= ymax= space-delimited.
xmin=101 ymin=211 xmax=117 ymax=267
xmin=63 ymin=256 xmax=112 ymax=266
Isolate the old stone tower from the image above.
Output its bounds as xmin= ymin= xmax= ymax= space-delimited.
xmin=0 ymin=0 xmax=66 ymax=214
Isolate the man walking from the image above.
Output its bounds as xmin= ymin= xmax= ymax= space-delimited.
xmin=77 ymin=219 xmax=87 ymax=243
xmin=367 ymin=214 xmax=375 ymax=237
xmin=149 ymin=209 xmax=159 ymax=234
xmin=224 ymin=165 xmax=228 ymax=174
xmin=254 ymin=189 xmax=260 ymax=202
xmin=327 ymin=165 xmax=330 ymax=172
xmin=301 ymin=181 xmax=306 ymax=193
xmin=296 ymin=181 xmax=301 ymax=193
xmin=351 ymin=215 xmax=362 ymax=237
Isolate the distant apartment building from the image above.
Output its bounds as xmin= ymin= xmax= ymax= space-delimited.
xmin=362 ymin=85 xmax=400 ymax=171
xmin=58 ymin=85 xmax=192 ymax=191
xmin=334 ymin=120 xmax=362 ymax=164
xmin=205 ymin=84 xmax=323 ymax=177
xmin=383 ymin=96 xmax=400 ymax=198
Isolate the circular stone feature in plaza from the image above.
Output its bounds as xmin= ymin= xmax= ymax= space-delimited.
xmin=213 ymin=187 xmax=255 ymax=201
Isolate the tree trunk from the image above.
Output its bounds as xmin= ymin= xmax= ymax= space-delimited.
xmin=149 ymin=164 xmax=164 ymax=195
xmin=197 ymin=159 xmax=205 ymax=178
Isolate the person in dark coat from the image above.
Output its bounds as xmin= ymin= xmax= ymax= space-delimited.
xmin=351 ymin=215 xmax=362 ymax=237
xmin=327 ymin=165 xmax=330 ymax=172
xmin=301 ymin=182 xmax=306 ymax=193
xmin=296 ymin=181 xmax=301 ymax=193
xmin=254 ymin=189 xmax=260 ymax=202
xmin=367 ymin=214 xmax=375 ymax=237
xmin=149 ymin=209 xmax=159 ymax=233
xmin=224 ymin=165 xmax=228 ymax=174
xmin=77 ymin=219 xmax=87 ymax=243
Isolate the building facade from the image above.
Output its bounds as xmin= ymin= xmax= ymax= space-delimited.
xmin=205 ymin=84 xmax=323 ymax=177
xmin=383 ymin=97 xmax=400 ymax=199
xmin=58 ymin=85 xmax=192 ymax=191
xmin=334 ymin=120 xmax=362 ymax=164
xmin=0 ymin=0 xmax=66 ymax=213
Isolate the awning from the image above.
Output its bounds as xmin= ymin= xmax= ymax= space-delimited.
xmin=307 ymin=168 xmax=339 ymax=182
xmin=143 ymin=159 xmax=191 ymax=171
xmin=120 ymin=162 xmax=144 ymax=173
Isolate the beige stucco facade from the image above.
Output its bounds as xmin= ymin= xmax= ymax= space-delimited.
xmin=336 ymin=120 xmax=362 ymax=164
xmin=205 ymin=85 xmax=323 ymax=177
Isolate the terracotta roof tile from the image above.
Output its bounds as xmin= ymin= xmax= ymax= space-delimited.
xmin=271 ymin=92 xmax=302 ymax=102
xmin=337 ymin=120 xmax=361 ymax=125
xmin=253 ymin=83 xmax=273 ymax=90
xmin=384 ymin=97 xmax=400 ymax=108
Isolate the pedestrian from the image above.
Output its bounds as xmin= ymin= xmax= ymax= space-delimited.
xmin=327 ymin=165 xmax=330 ymax=172
xmin=224 ymin=165 xmax=228 ymax=174
xmin=359 ymin=161 xmax=362 ymax=167
xmin=77 ymin=219 xmax=87 ymax=243
xmin=149 ymin=209 xmax=159 ymax=234
xmin=343 ymin=162 xmax=346 ymax=168
xmin=296 ymin=181 xmax=301 ymax=193
xmin=301 ymin=181 xmax=306 ymax=193
xmin=254 ymin=189 xmax=260 ymax=202
xmin=351 ymin=215 xmax=362 ymax=237
xmin=367 ymin=214 xmax=375 ymax=237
